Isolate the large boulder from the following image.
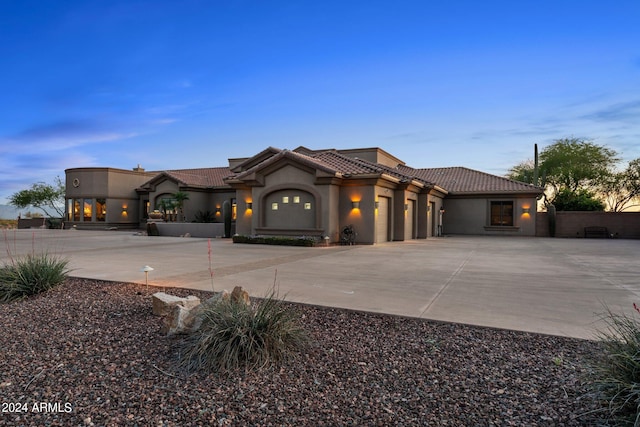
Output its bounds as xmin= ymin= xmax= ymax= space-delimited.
xmin=151 ymin=292 xmax=200 ymax=316
xmin=161 ymin=304 xmax=201 ymax=335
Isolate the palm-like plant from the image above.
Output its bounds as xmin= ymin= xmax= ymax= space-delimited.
xmin=158 ymin=199 xmax=176 ymax=221
xmin=173 ymin=191 xmax=190 ymax=222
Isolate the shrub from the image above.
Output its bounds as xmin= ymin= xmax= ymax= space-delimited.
xmin=0 ymin=253 xmax=70 ymax=303
xmin=194 ymin=210 xmax=216 ymax=223
xmin=554 ymin=188 xmax=605 ymax=211
xmin=588 ymin=305 xmax=640 ymax=425
xmin=179 ymin=290 xmax=309 ymax=372
xmin=232 ymin=235 xmax=317 ymax=247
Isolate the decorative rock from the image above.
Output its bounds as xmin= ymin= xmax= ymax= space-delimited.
xmin=161 ymin=304 xmax=200 ymax=335
xmin=151 ymin=292 xmax=201 ymax=316
xmin=152 ymin=289 xmax=250 ymax=335
xmin=230 ymin=286 xmax=250 ymax=306
xmin=203 ymin=290 xmax=230 ymax=307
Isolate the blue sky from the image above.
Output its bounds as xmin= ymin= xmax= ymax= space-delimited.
xmin=1 ymin=0 xmax=639 ymax=204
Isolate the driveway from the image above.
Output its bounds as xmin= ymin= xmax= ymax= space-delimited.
xmin=2 ymin=229 xmax=639 ymax=339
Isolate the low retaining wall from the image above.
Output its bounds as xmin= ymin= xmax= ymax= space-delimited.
xmin=154 ymin=223 xmax=225 ymax=238
xmin=18 ymin=218 xmax=63 ymax=229
xmin=536 ymin=211 xmax=640 ymax=239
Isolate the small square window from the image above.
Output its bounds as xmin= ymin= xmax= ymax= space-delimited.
xmin=293 ymin=196 xmax=300 ymax=204
xmin=304 ymin=202 xmax=312 ymax=210
xmin=272 ymin=202 xmax=279 ymax=210
xmin=282 ymin=196 xmax=289 ymax=203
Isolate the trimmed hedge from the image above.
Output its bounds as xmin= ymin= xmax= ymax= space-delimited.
xmin=232 ymin=235 xmax=317 ymax=247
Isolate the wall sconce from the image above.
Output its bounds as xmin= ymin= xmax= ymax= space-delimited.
xmin=352 ymin=201 xmax=360 ymax=209
xmin=404 ymin=203 xmax=409 ymax=211
xmin=215 ymin=207 xmax=221 ymax=214
xmin=246 ymin=202 xmax=253 ymax=210
xmin=375 ymin=201 xmax=379 ymax=209
xmin=439 ymin=207 xmax=445 ymax=214
xmin=522 ymin=207 xmax=530 ymax=214
xmin=122 ymin=207 xmax=127 ymax=213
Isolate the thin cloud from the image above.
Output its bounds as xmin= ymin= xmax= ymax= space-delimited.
xmin=582 ymin=99 xmax=640 ymax=122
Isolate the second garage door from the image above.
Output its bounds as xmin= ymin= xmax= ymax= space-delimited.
xmin=376 ymin=196 xmax=390 ymax=243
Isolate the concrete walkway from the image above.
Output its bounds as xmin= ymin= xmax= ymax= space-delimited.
xmin=2 ymin=229 xmax=639 ymax=340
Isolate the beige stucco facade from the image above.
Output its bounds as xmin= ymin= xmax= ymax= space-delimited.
xmin=442 ymin=195 xmax=538 ymax=236
xmin=64 ymin=146 xmax=542 ymax=241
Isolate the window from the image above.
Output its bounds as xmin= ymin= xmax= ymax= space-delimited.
xmin=96 ymin=199 xmax=106 ymax=222
xmin=491 ymin=201 xmax=513 ymax=226
xmin=231 ymin=198 xmax=237 ymax=221
xmin=73 ymin=199 xmax=81 ymax=221
xmin=83 ymin=199 xmax=93 ymax=221
xmin=66 ymin=199 xmax=73 ymax=221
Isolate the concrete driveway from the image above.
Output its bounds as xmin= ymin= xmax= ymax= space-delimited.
xmin=2 ymin=229 xmax=639 ymax=340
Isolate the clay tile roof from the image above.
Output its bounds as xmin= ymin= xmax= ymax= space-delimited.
xmin=310 ymin=151 xmax=382 ymax=175
xmin=229 ymin=149 xmax=338 ymax=181
xmin=399 ymin=166 xmax=542 ymax=194
xmin=164 ymin=167 xmax=232 ymax=188
xmin=311 ymin=152 xmax=433 ymax=186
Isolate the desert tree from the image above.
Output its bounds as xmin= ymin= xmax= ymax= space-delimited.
xmin=507 ymin=138 xmax=619 ymax=209
xmin=599 ymin=158 xmax=640 ymax=212
xmin=9 ymin=177 xmax=65 ymax=217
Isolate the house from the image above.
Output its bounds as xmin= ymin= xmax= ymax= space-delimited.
xmin=64 ymin=146 xmax=542 ymax=242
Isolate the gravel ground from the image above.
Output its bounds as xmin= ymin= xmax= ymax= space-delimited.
xmin=0 ymin=278 xmax=605 ymax=426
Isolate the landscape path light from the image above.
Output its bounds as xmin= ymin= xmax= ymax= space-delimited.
xmin=141 ymin=265 xmax=154 ymax=293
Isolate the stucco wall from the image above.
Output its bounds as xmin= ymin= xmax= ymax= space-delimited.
xmin=181 ymin=191 xmax=210 ymax=222
xmin=155 ymin=222 xmax=225 ymax=238
xmin=442 ymin=196 xmax=537 ymax=236
xmin=340 ymin=185 xmax=376 ymax=244
xmin=536 ymin=211 xmax=640 ymax=238
xmin=65 ymin=168 xmax=153 ymax=227
xmin=249 ymin=164 xmax=328 ymax=237
xmin=235 ymin=188 xmax=253 ymax=236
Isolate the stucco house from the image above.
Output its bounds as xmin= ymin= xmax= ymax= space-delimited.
xmin=64 ymin=146 xmax=542 ymax=243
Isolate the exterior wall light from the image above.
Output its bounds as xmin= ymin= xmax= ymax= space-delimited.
xmin=404 ymin=203 xmax=409 ymax=211
xmin=215 ymin=207 xmax=221 ymax=214
xmin=352 ymin=201 xmax=360 ymax=209
xmin=374 ymin=201 xmax=379 ymax=209
xmin=247 ymin=202 xmax=253 ymax=210
xmin=522 ymin=207 xmax=530 ymax=214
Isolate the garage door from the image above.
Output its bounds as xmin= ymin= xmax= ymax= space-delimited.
xmin=376 ymin=197 xmax=390 ymax=243
xmin=405 ymin=199 xmax=415 ymax=240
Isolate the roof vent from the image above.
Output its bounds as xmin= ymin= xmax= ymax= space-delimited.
xmin=133 ymin=164 xmax=145 ymax=172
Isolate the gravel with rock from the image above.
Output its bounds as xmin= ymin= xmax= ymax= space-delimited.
xmin=0 ymin=278 xmax=605 ymax=426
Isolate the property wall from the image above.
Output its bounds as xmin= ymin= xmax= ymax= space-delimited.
xmin=155 ymin=222 xmax=225 ymax=238
xmin=443 ymin=196 xmax=537 ymax=236
xmin=536 ymin=211 xmax=640 ymax=238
